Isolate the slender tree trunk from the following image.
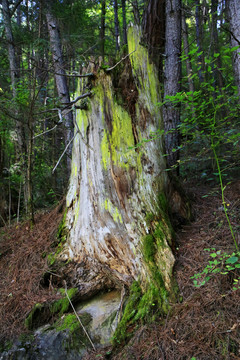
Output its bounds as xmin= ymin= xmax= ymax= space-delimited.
xmin=211 ymin=0 xmax=224 ymax=89
xmin=195 ymin=0 xmax=204 ymax=83
xmin=45 ymin=1 xmax=74 ymax=172
xmin=2 ymin=0 xmax=18 ymax=97
xmin=2 ymin=0 xmax=23 ymax=151
xmin=163 ymin=0 xmax=181 ymax=172
xmin=26 ymin=112 xmax=34 ymax=224
xmin=100 ymin=0 xmax=106 ymax=60
xmin=226 ymin=0 xmax=240 ymax=98
xmin=122 ymin=0 xmax=127 ymax=46
xmin=114 ymin=0 xmax=120 ymax=51
xmin=182 ymin=10 xmax=194 ymax=94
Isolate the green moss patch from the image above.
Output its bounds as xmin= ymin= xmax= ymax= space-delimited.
xmin=25 ymin=288 xmax=78 ymax=330
xmin=53 ymin=312 xmax=93 ymax=351
xmin=113 ymin=281 xmax=142 ymax=345
xmin=54 ymin=312 xmax=92 ymax=333
xmin=142 ymin=234 xmax=156 ymax=262
xmin=25 ymin=303 xmax=44 ymax=330
xmin=50 ymin=288 xmax=78 ymax=316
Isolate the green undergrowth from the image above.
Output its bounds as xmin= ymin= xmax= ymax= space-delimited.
xmin=25 ymin=287 xmax=78 ymax=330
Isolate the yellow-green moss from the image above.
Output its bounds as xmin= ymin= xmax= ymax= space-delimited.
xmin=76 ymin=108 xmax=89 ymax=135
xmin=93 ymin=73 xmax=136 ymax=171
xmin=50 ymin=288 xmax=78 ymax=316
xmin=104 ymin=198 xmax=123 ymax=224
xmin=142 ymin=234 xmax=156 ymax=262
xmin=52 ymin=312 xmax=93 ymax=351
xmin=101 ymin=130 xmax=110 ymax=170
xmin=128 ymin=26 xmax=161 ymax=120
xmin=113 ymin=281 xmax=142 ymax=345
xmin=54 ymin=312 xmax=92 ymax=333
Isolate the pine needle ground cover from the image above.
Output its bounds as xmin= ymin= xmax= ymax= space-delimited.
xmin=0 ymin=203 xmax=64 ymax=341
xmin=85 ymin=181 xmax=240 ymax=360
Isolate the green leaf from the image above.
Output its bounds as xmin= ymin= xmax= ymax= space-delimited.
xmin=210 ymin=253 xmax=217 ymax=258
xmin=226 ymin=256 xmax=238 ymax=264
xmin=231 ymin=45 xmax=240 ymax=52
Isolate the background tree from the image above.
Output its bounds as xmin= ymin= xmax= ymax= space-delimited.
xmin=226 ymin=0 xmax=240 ymax=98
xmin=163 ymin=0 xmax=181 ymax=172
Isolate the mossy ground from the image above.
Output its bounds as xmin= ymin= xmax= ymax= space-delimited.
xmin=53 ymin=312 xmax=93 ymax=352
xmin=25 ymin=287 xmax=78 ymax=330
xmin=50 ymin=288 xmax=78 ymax=316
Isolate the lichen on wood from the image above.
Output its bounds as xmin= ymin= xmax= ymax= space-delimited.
xmin=62 ymin=25 xmax=179 ymax=339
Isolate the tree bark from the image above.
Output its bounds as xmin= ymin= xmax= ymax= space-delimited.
xmin=2 ymin=0 xmax=24 ymax=152
xmin=163 ymin=0 xmax=181 ymax=172
xmin=142 ymin=0 xmax=165 ymax=78
xmin=131 ymin=0 xmax=140 ymax=25
xmin=182 ymin=9 xmax=194 ymax=94
xmin=226 ymin=0 xmax=240 ymax=98
xmin=114 ymin=0 xmax=120 ymax=51
xmin=45 ymin=1 xmax=74 ymax=172
xmin=100 ymin=0 xmax=106 ymax=60
xmin=122 ymin=0 xmax=127 ymax=46
xmin=62 ymin=26 xmax=187 ymax=311
xmin=195 ymin=0 xmax=204 ymax=83
xmin=211 ymin=0 xmax=224 ymax=89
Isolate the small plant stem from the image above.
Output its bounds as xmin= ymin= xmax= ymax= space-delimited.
xmin=211 ymin=108 xmax=238 ymax=251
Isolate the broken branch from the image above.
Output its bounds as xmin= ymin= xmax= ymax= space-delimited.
xmin=106 ymin=50 xmax=136 ymax=71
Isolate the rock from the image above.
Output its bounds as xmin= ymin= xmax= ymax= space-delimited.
xmin=0 ymin=290 xmax=121 ymax=359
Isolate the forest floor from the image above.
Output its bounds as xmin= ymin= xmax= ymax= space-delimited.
xmin=0 ymin=181 xmax=239 ymax=359
xmin=85 ymin=180 xmax=240 ymax=360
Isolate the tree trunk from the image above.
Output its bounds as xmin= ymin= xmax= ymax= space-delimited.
xmin=100 ymin=0 xmax=106 ymax=60
xmin=2 ymin=0 xmax=23 ymax=152
xmin=182 ymin=9 xmax=194 ymax=94
xmin=61 ymin=26 xmax=190 ymax=316
xmin=142 ymin=0 xmax=165 ymax=79
xmin=163 ymin=0 xmax=181 ymax=172
xmin=226 ymin=0 xmax=240 ymax=98
xmin=113 ymin=0 xmax=120 ymax=51
xmin=45 ymin=1 xmax=73 ymax=172
xmin=122 ymin=0 xmax=127 ymax=46
xmin=131 ymin=0 xmax=140 ymax=25
xmin=211 ymin=0 xmax=224 ymax=89
xmin=195 ymin=0 xmax=204 ymax=83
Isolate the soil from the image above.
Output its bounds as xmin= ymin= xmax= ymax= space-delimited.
xmin=0 ymin=182 xmax=239 ymax=359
